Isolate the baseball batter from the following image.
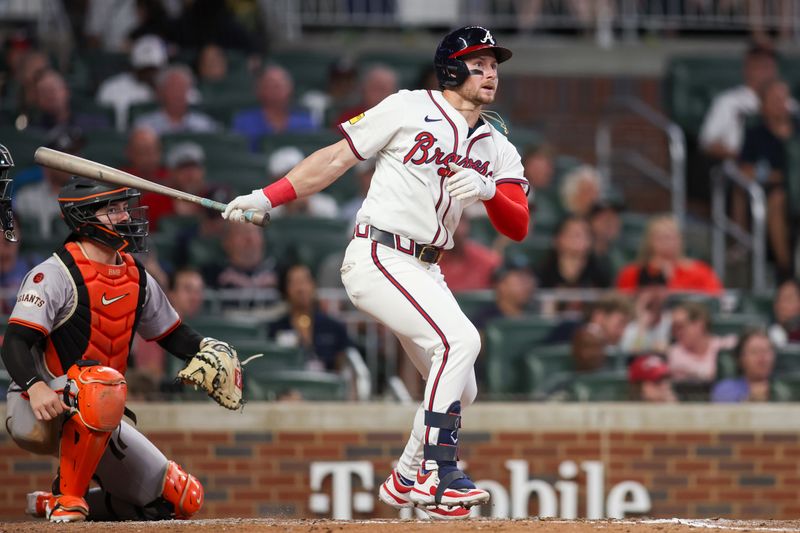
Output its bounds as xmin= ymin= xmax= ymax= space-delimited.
xmin=224 ymin=26 xmax=530 ymax=519
xmin=3 ymin=176 xmax=243 ymax=522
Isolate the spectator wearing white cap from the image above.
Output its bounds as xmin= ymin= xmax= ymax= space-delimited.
xmin=135 ymin=65 xmax=219 ymax=135
xmin=267 ymin=147 xmax=338 ymax=219
xmin=96 ymin=35 xmax=169 ymax=131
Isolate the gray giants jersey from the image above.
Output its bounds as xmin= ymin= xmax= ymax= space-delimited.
xmin=10 ymin=254 xmax=178 ymax=338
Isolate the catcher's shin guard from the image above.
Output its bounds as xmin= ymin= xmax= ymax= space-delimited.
xmin=161 ymin=461 xmax=203 ymax=518
xmin=57 ymin=362 xmax=126 ymax=519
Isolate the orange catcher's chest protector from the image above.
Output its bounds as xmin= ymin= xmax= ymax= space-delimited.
xmin=44 ymin=242 xmax=147 ymax=376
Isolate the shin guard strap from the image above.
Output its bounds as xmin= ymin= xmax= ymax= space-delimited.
xmin=424 ymin=410 xmax=461 ymax=430
xmin=424 ymin=443 xmax=458 ymax=462
xmin=436 ymin=470 xmax=467 ymax=505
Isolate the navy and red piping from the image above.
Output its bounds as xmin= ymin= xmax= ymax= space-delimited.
xmin=370 ymin=241 xmax=450 ymax=444
xmin=337 ymin=124 xmax=366 ymax=161
xmin=427 ymin=90 xmax=459 ymax=247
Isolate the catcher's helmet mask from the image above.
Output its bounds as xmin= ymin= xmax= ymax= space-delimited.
xmin=0 ymin=144 xmax=17 ymax=242
xmin=434 ymin=26 xmax=512 ymax=89
xmin=58 ymin=177 xmax=149 ymax=253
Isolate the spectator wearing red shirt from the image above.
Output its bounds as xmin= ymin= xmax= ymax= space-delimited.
xmin=121 ymin=125 xmax=169 ymax=184
xmin=439 ymin=217 xmax=502 ymax=293
xmin=616 ymin=215 xmax=722 ymax=295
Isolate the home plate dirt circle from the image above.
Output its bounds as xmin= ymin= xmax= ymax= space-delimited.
xmin=3 ymin=519 xmax=800 ymax=532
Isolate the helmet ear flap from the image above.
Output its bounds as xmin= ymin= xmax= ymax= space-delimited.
xmin=439 ymin=58 xmax=470 ymax=88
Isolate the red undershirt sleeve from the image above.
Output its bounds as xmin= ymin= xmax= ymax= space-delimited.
xmin=483 ymin=183 xmax=529 ymax=241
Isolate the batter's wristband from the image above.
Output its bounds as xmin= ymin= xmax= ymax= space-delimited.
xmin=261 ymin=177 xmax=298 ymax=207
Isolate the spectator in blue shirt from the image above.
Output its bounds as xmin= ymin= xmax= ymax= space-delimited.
xmin=268 ymin=263 xmax=351 ymax=372
xmin=712 ymin=329 xmax=776 ymax=402
xmin=232 ymin=65 xmax=317 ymax=151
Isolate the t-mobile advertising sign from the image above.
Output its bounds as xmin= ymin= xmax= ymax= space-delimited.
xmin=309 ymin=460 xmax=651 ymax=520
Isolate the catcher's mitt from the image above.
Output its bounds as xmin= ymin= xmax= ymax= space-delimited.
xmin=177 ymin=338 xmax=243 ymax=410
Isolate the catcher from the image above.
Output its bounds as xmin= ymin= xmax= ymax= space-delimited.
xmin=2 ymin=176 xmax=243 ymax=522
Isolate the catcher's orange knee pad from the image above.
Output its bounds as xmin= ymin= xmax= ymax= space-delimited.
xmin=161 ymin=461 xmax=203 ymax=519
xmin=59 ymin=362 xmax=127 ymax=500
xmin=66 ymin=361 xmax=127 ymax=431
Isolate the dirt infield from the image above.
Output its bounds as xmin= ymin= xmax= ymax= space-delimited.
xmin=3 ymin=519 xmax=800 ymax=533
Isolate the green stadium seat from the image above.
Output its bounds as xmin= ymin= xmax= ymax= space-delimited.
xmin=356 ymin=51 xmax=429 ymax=89
xmin=764 ymin=369 xmax=800 ymax=401
xmin=205 ymin=151 xmax=266 ymax=194
xmin=203 ymin=95 xmax=259 ymax=126
xmin=71 ymin=98 xmax=116 ymax=128
xmin=666 ymin=292 xmax=723 ymax=314
xmin=186 ymin=315 xmax=266 ymax=342
xmin=775 ymin=345 xmax=800 ymax=374
xmin=235 ymin=343 xmax=307 ymax=402
xmin=188 ymin=238 xmax=225 ymax=270
xmin=738 ymin=292 xmax=773 ymax=316
xmin=0 ymin=127 xmax=47 ymax=169
xmin=269 ymin=50 xmax=339 ymax=95
xmin=768 ymin=380 xmax=794 ymax=402
xmin=504 ymin=234 xmax=553 ymax=271
xmin=128 ymin=102 xmax=160 ymax=125
xmin=785 ymin=138 xmax=800 ymax=222
xmin=567 ymin=370 xmax=630 ymax=402
xmin=246 ymin=369 xmax=347 ymax=401
xmin=157 ymin=214 xmax=198 ymax=237
xmin=162 ymin=131 xmax=250 ymax=154
xmin=484 ymin=316 xmax=560 ymax=396
xmin=711 ymin=313 xmax=767 ymax=336
xmin=506 ymin=126 xmax=544 ymax=154
xmin=199 ymin=73 xmax=255 ymax=101
xmin=716 ymin=349 xmax=737 ymax=380
xmin=322 ymin=166 xmax=359 ymax=204
xmin=79 ymin=49 xmax=130 ymax=87
xmin=266 ymin=216 xmax=350 ymax=274
xmin=663 ymin=56 xmax=742 ymax=135
xmin=262 ymin=131 xmax=340 ymax=157
xmin=522 ymin=344 xmax=574 ymax=395
xmin=234 ymin=341 xmax=304 ymax=372
xmin=532 ymin=191 xmax=563 ymax=234
xmin=455 ymin=290 xmax=495 ymax=321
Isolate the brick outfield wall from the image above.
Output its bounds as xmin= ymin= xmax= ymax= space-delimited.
xmin=1 ymin=403 xmax=799 ymax=521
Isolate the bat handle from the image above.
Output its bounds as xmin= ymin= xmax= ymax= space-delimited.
xmin=202 ymin=199 xmax=270 ymax=227
xmin=244 ymin=209 xmax=270 ymax=227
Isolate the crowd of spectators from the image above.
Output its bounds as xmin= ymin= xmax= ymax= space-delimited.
xmin=1 ymin=4 xmax=799 ymax=402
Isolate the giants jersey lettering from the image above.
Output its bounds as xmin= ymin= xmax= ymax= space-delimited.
xmin=9 ymin=242 xmax=179 ymax=379
xmin=338 ymin=89 xmax=529 ymax=249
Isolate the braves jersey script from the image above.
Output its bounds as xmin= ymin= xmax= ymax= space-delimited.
xmin=338 ymin=89 xmax=529 ymax=249
xmin=9 ymin=252 xmax=178 ymax=377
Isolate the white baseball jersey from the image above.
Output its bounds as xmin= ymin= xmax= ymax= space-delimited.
xmin=338 ymin=89 xmax=529 ymax=249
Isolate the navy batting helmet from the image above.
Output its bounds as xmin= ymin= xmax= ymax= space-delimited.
xmin=434 ymin=26 xmax=512 ymax=89
xmin=58 ymin=178 xmax=148 ymax=253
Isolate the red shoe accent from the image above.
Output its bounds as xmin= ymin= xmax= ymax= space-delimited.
xmin=378 ymin=469 xmax=414 ymax=509
xmin=426 ymin=505 xmax=471 ymax=520
xmin=26 ymin=491 xmax=51 ymax=518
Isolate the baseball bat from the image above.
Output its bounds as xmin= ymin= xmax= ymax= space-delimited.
xmin=33 ymin=147 xmax=269 ymax=227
